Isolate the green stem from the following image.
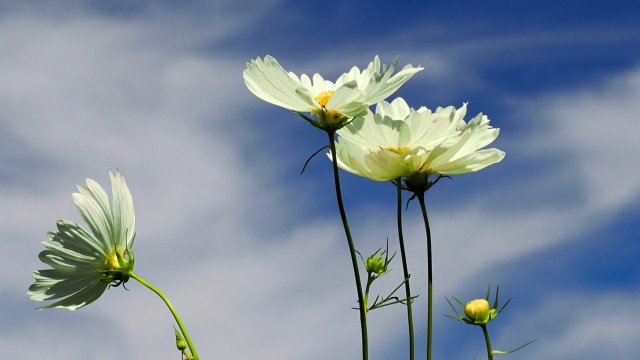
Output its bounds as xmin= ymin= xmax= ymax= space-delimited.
xmin=129 ymin=272 xmax=199 ymax=360
xmin=481 ymin=324 xmax=494 ymax=360
xmin=396 ymin=179 xmax=415 ymax=360
xmin=328 ymin=131 xmax=368 ymax=360
xmin=364 ymin=273 xmax=373 ymax=314
xmin=416 ymin=192 xmax=432 ymax=360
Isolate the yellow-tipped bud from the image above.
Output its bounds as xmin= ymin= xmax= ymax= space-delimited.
xmin=464 ymin=299 xmax=491 ymax=324
xmin=446 ymin=285 xmax=511 ymax=327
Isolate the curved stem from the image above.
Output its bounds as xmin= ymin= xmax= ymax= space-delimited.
xmin=130 ymin=272 xmax=199 ymax=360
xmin=396 ymin=179 xmax=415 ymax=360
xmin=481 ymin=324 xmax=494 ymax=360
xmin=416 ymin=192 xmax=432 ymax=360
xmin=328 ymin=131 xmax=368 ymax=360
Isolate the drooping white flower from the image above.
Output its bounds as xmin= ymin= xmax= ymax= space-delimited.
xmin=243 ymin=55 xmax=423 ymax=128
xmin=332 ymin=98 xmax=505 ymax=182
xmin=28 ymin=170 xmax=135 ymax=310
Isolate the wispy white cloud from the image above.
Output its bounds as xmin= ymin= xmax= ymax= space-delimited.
xmin=530 ymin=67 xmax=640 ymax=210
xmin=492 ymin=290 xmax=640 ymax=360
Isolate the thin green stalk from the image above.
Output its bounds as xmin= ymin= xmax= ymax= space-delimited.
xmin=416 ymin=192 xmax=432 ymax=360
xmin=328 ymin=131 xmax=368 ymax=360
xmin=481 ymin=324 xmax=494 ymax=360
xmin=396 ymin=179 xmax=415 ymax=360
xmin=364 ymin=272 xmax=373 ymax=314
xmin=129 ymin=272 xmax=199 ymax=360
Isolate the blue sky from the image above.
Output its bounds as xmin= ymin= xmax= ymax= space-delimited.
xmin=2 ymin=1 xmax=639 ymax=359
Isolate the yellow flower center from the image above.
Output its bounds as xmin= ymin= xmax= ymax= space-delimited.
xmin=104 ymin=247 xmax=125 ymax=270
xmin=383 ymin=146 xmax=412 ymax=155
xmin=314 ymin=90 xmax=335 ymax=108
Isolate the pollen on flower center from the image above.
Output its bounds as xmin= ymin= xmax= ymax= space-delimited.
xmin=104 ymin=247 xmax=125 ymax=270
xmin=314 ymin=90 xmax=335 ymax=108
xmin=383 ymin=146 xmax=412 ymax=155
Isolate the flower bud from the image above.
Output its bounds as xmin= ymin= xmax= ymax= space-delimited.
xmin=446 ymin=285 xmax=510 ymax=327
xmin=366 ymin=253 xmax=386 ymax=274
xmin=177 ymin=338 xmax=187 ymax=351
xmin=464 ymin=299 xmax=491 ymax=324
xmin=175 ymin=328 xmax=187 ymax=351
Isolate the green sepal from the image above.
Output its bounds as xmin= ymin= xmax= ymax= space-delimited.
xmin=444 ymin=297 xmax=470 ymax=324
xmin=293 ymin=109 xmax=354 ymax=133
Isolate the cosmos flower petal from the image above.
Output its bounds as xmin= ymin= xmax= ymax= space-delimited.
xmin=73 ymin=183 xmax=113 ymax=246
xmin=375 ymin=97 xmax=413 ymax=121
xmin=39 ymin=243 xmax=97 ymax=269
xmin=325 ymin=83 xmax=367 ymax=117
xmin=243 ymin=56 xmax=315 ymax=111
xmin=365 ymin=61 xmax=424 ymax=104
xmin=405 ymin=109 xmax=461 ymax=148
xmin=363 ymin=150 xmax=414 ymax=180
xmin=110 ymin=170 xmax=135 ymax=248
xmin=38 ymin=227 xmax=106 ymax=270
xmin=434 ymin=124 xmax=500 ymax=164
xmin=29 ymin=268 xmax=103 ymax=299
xmin=35 ymin=279 xmax=109 ymax=310
xmin=44 ymin=221 xmax=108 ymax=259
xmin=435 ymin=149 xmax=506 ymax=175
xmin=333 ymin=143 xmax=374 ymax=179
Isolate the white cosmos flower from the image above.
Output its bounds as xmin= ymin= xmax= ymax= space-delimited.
xmin=28 ymin=170 xmax=135 ymax=310
xmin=332 ymin=98 xmax=506 ymax=182
xmin=243 ymin=55 xmax=423 ymax=125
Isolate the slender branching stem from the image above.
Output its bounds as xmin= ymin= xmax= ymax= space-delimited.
xmin=130 ymin=272 xmax=199 ymax=360
xmin=327 ymin=131 xmax=368 ymax=360
xmin=396 ymin=179 xmax=415 ymax=360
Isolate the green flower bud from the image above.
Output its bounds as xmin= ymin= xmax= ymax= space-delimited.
xmin=177 ymin=338 xmax=187 ymax=351
xmin=175 ymin=328 xmax=187 ymax=351
xmin=366 ymin=253 xmax=386 ymax=274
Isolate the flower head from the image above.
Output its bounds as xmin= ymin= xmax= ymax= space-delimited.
xmin=243 ymin=55 xmax=423 ymax=131
xmin=28 ymin=170 xmax=136 ymax=310
xmin=332 ymin=98 xmax=505 ymax=185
